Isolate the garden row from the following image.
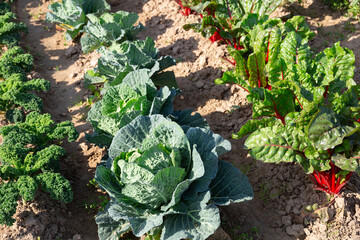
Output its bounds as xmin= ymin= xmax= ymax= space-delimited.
xmin=0 ymin=0 xmax=78 ymax=227
xmin=174 ymin=0 xmax=360 ymax=196
xmin=2 ymin=0 xmax=359 ymax=239
xmin=44 ymin=0 xmax=255 ymax=239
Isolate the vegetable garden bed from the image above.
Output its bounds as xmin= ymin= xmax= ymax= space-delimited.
xmin=0 ymin=0 xmax=360 ymax=239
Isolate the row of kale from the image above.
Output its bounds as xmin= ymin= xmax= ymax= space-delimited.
xmin=0 ymin=1 xmax=78 ymax=227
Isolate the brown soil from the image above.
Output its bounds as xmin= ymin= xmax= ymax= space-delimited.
xmin=0 ymin=0 xmax=360 ymax=239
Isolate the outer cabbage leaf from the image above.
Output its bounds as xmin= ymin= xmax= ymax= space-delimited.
xmin=85 ymin=39 xmax=177 ymax=89
xmin=210 ymin=160 xmax=254 ymax=205
xmin=46 ymin=0 xmax=110 ymax=40
xmin=81 ymin=11 xmax=143 ymax=53
xmin=161 ymin=191 xmax=220 ymax=240
xmin=46 ymin=0 xmax=86 ymax=40
xmin=96 ymin=201 xmax=131 ymax=240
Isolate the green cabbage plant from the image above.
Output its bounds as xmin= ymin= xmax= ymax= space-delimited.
xmin=45 ymin=0 xmax=110 ymax=40
xmin=87 ymin=70 xmax=208 ymax=147
xmin=84 ymin=37 xmax=177 ymax=90
xmin=81 ymin=11 xmax=144 ymax=53
xmin=95 ymin=115 xmax=253 ymax=240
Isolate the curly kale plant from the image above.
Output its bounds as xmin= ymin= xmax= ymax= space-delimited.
xmin=84 ymin=37 xmax=177 ymax=90
xmin=0 ymin=46 xmax=33 ymax=79
xmin=0 ymin=4 xmax=27 ymax=47
xmin=95 ymin=115 xmax=253 ymax=240
xmin=80 ymin=11 xmax=143 ymax=53
xmin=0 ymin=112 xmax=79 ymax=225
xmin=87 ymin=69 xmax=207 ymax=147
xmin=0 ymin=73 xmax=50 ymax=120
xmin=46 ymin=0 xmax=110 ymax=40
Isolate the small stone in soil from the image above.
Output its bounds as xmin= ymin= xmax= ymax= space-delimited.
xmin=286 ymin=224 xmax=304 ymax=236
xmin=24 ymin=215 xmax=37 ymax=227
xmin=282 ymin=215 xmax=292 ymax=227
xmin=196 ymin=80 xmax=205 ymax=89
xmin=73 ymin=234 xmax=81 ymax=240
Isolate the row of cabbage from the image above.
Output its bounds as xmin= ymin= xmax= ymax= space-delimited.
xmin=45 ymin=0 xmax=254 ymax=239
xmin=0 ymin=1 xmax=79 ymax=226
xmin=176 ymin=0 xmax=360 ymax=195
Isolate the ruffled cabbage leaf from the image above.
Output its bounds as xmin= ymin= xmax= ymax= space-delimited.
xmin=95 ymin=115 xmax=253 ymax=240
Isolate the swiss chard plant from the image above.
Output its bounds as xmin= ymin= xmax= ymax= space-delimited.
xmin=0 ymin=112 xmax=79 ymax=226
xmin=94 ymin=114 xmax=253 ymax=240
xmin=87 ymin=69 xmax=208 ymax=147
xmin=0 ymin=73 xmax=50 ymax=122
xmin=219 ymin=37 xmax=360 ymax=194
xmin=45 ymin=0 xmax=110 ymax=41
xmin=80 ymin=11 xmax=144 ymax=53
xmin=215 ymin=15 xmax=315 ymax=85
xmin=182 ymin=0 xmax=285 ymax=49
xmin=84 ymin=37 xmax=177 ymax=91
xmin=0 ymin=3 xmax=27 ymax=47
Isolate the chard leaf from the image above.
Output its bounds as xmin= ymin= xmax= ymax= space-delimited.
xmin=265 ymin=27 xmax=282 ymax=66
xmin=161 ymin=191 xmax=220 ymax=240
xmin=331 ymin=153 xmax=360 ymax=174
xmin=244 ymin=125 xmax=308 ymax=163
xmin=280 ymin=31 xmax=312 ymax=72
xmin=284 ymin=16 xmax=315 ymax=41
xmin=215 ymin=70 xmax=250 ymax=92
xmin=248 ymin=52 xmax=266 ymax=88
xmin=228 ymin=47 xmax=250 ymax=80
xmin=240 ymin=13 xmax=268 ymax=33
xmin=331 ymin=85 xmax=360 ymax=115
xmin=307 ymin=107 xmax=360 ymax=150
xmin=232 ymin=117 xmax=278 ymax=139
xmin=248 ymin=88 xmax=295 ymax=120
xmin=244 ymin=0 xmax=284 ymax=16
xmin=210 ymin=160 xmax=253 ymax=205
xmin=317 ymin=42 xmax=355 ymax=88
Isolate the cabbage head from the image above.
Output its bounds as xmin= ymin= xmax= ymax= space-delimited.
xmin=95 ymin=115 xmax=253 ymax=240
xmin=87 ymin=70 xmax=208 ymax=147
